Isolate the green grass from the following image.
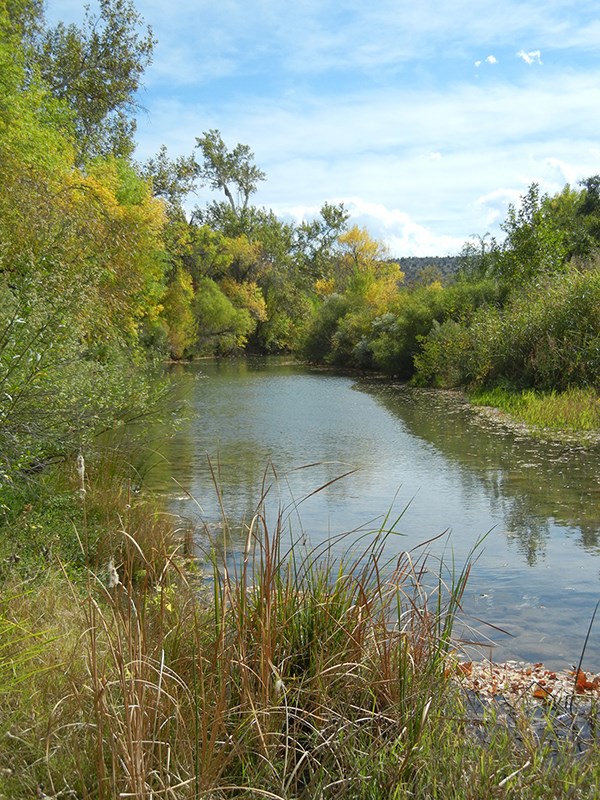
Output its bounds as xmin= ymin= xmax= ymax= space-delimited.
xmin=470 ymin=385 xmax=600 ymax=434
xmin=0 ymin=460 xmax=599 ymax=798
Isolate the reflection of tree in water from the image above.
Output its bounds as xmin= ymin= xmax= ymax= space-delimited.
xmin=502 ymin=496 xmax=550 ymax=566
xmin=358 ymin=381 xmax=600 ymax=564
xmin=575 ymin=524 xmax=600 ymax=553
xmin=139 ymin=368 xmax=600 ymax=569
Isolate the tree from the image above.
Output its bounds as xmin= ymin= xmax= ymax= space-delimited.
xmin=194 ymin=277 xmax=255 ymax=354
xmin=292 ymin=202 xmax=349 ymax=285
xmin=333 ymin=226 xmax=403 ymax=296
xmin=142 ymin=144 xmax=197 ymax=213
xmin=194 ymin=129 xmax=266 ymax=233
xmin=36 ymin=0 xmax=156 ymax=161
xmin=458 ymin=233 xmax=500 ymax=280
xmin=576 ymin=176 xmax=600 ymax=254
xmin=494 ymin=184 xmax=570 ymax=288
xmin=162 ymin=268 xmax=196 ymax=359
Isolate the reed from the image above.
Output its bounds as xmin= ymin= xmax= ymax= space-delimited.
xmin=1 ymin=462 xmax=600 ymax=798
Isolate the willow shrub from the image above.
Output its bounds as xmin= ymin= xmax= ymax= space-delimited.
xmin=364 ymin=278 xmax=501 ymax=378
xmin=301 ymin=279 xmax=502 ymax=378
xmin=415 ymin=267 xmax=600 ymax=391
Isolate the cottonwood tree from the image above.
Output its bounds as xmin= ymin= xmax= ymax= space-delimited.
xmin=194 ymin=129 xmax=266 ymax=234
xmin=36 ymin=0 xmax=155 ymax=161
xmin=142 ymin=144 xmax=197 ymax=213
xmin=0 ymin=5 xmax=168 ymax=473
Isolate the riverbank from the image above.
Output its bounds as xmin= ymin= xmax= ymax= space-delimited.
xmin=312 ymin=360 xmax=600 ymax=447
xmin=467 ymin=385 xmax=600 ymax=447
xmin=1 ymin=459 xmax=600 ymax=798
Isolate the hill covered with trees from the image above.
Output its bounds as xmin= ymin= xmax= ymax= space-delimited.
xmin=394 ymin=255 xmax=461 ymax=285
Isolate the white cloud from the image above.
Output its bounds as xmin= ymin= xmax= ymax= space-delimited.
xmin=517 ymin=49 xmax=542 ymax=65
xmin=135 ymin=67 xmax=600 ymax=254
xmin=475 ymin=188 xmax=522 ymax=226
xmin=330 ymin=198 xmax=465 ymax=257
xmin=270 ymin=198 xmax=465 ymax=257
xmin=543 ymin=157 xmax=579 ymax=186
xmin=94 ymin=0 xmax=600 ymax=256
xmin=475 ymin=55 xmax=498 ymax=67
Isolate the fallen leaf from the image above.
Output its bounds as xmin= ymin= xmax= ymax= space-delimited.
xmin=573 ymin=669 xmax=597 ymax=692
xmin=533 ymin=686 xmax=552 ymax=699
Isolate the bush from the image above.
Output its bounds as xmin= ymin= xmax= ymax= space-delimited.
xmin=416 ymin=268 xmax=600 ymax=391
xmin=300 ymin=294 xmax=350 ymax=363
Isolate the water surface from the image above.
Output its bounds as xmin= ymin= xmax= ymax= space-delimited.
xmin=145 ymin=357 xmax=600 ymax=670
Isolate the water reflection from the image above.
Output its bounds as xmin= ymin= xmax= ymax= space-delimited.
xmin=141 ymin=359 xmax=600 ymax=669
xmin=358 ymin=380 xmax=600 ymax=563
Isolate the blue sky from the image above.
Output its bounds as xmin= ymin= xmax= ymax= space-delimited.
xmin=47 ymin=0 xmax=600 ymax=256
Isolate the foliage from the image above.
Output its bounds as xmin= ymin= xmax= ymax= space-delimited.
xmin=303 ymin=262 xmax=502 ymax=379
xmin=142 ymin=143 xmax=197 ymax=212
xmin=0 ymin=0 xmax=169 ymax=477
xmin=194 ymin=276 xmax=255 ymax=354
xmin=161 ymin=268 xmax=196 ymax=359
xmin=491 ymin=184 xmax=571 ymax=288
xmin=301 ymin=293 xmax=352 ymax=363
xmin=416 ymin=268 xmax=600 ymax=391
xmin=299 ymin=178 xmax=600 ymax=402
xmin=35 ymin=0 xmax=156 ymax=161
xmin=194 ymin=128 xmax=266 ymax=232
xmin=294 ymin=201 xmax=350 ymax=284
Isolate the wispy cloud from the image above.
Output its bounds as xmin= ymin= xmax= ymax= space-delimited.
xmin=517 ymin=49 xmax=543 ymax=65
xmin=136 ymin=66 xmax=600 ymax=254
xmin=47 ymin=0 xmax=600 ymax=254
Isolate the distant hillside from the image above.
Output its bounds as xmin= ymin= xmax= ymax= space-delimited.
xmin=394 ymin=255 xmax=462 ymax=285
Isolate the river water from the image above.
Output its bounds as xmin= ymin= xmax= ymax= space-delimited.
xmin=144 ymin=357 xmax=600 ymax=671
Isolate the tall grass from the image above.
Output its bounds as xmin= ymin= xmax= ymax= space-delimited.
xmin=1 ymin=463 xmax=600 ymax=798
xmin=470 ymin=385 xmax=600 ymax=433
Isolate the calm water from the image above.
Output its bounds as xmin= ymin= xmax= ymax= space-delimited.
xmin=144 ymin=357 xmax=600 ymax=670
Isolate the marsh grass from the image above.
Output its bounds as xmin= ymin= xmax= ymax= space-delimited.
xmin=1 ymin=463 xmax=600 ymax=798
xmin=470 ymin=385 xmax=600 ymax=434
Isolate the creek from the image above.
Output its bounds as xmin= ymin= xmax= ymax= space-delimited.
xmin=143 ymin=357 xmax=600 ymax=670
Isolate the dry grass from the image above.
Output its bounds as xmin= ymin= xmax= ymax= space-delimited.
xmin=1 ymin=463 xmax=599 ymax=798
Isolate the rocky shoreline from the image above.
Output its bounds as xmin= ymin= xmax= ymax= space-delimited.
xmin=455 ymin=660 xmax=600 ymax=754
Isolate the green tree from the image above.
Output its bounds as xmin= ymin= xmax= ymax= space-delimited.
xmin=494 ymin=184 xmax=570 ymax=288
xmin=575 ymin=176 xmax=600 ymax=256
xmin=36 ymin=0 xmax=155 ymax=161
xmin=458 ymin=233 xmax=500 ymax=280
xmin=0 ymin=10 xmax=169 ymax=474
xmin=194 ymin=129 xmax=266 ymax=234
xmin=194 ymin=277 xmax=254 ymax=354
xmin=162 ymin=268 xmax=196 ymax=359
xmin=142 ymin=144 xmax=197 ymax=214
xmin=293 ymin=202 xmax=350 ymax=284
